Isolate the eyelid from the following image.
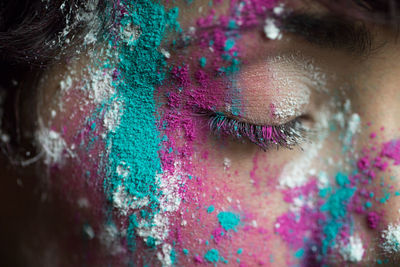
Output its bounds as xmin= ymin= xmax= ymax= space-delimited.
xmin=235 ymin=52 xmax=319 ymax=126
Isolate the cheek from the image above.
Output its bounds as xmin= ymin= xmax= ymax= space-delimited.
xmin=37 ymin=86 xmax=110 ymax=218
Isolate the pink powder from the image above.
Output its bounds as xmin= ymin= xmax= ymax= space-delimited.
xmin=367 ymin=211 xmax=380 ymax=229
xmin=373 ymin=156 xmax=388 ymax=171
xmin=275 ymin=206 xmax=324 ymax=249
xmin=282 ymin=179 xmax=317 ymax=204
xmin=381 ymin=139 xmax=400 ymax=165
xmin=357 ymin=156 xmax=370 ymax=171
xmin=194 ymin=255 xmax=204 ymax=263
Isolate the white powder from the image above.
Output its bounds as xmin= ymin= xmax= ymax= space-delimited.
xmin=279 ymin=138 xmax=322 ymax=188
xmin=343 ymin=113 xmax=361 ymax=146
xmin=279 ymin=110 xmax=329 ymax=188
xmin=36 ymin=127 xmax=67 ymax=165
xmin=157 ymin=243 xmax=174 ymax=267
xmin=77 ymin=198 xmax=90 ymax=208
xmin=161 ymin=48 xmax=171 ymax=59
xmin=83 ymin=224 xmax=95 ymax=240
xmin=267 ymin=53 xmax=327 ymax=121
xmin=339 ymin=235 xmax=364 ymax=262
xmin=317 ymin=171 xmax=329 ymax=189
xmin=99 ymin=224 xmax=125 ymax=255
xmin=88 ymin=70 xmax=116 ymax=104
xmin=59 ymin=75 xmax=73 ymax=92
xmin=111 ymin=161 xmax=183 ymax=259
xmin=273 ymin=4 xmax=285 ymax=15
xmin=381 ymin=223 xmax=400 ymax=254
xmin=264 ymin=18 xmax=282 ymax=40
xmin=112 ymin=185 xmax=150 ymax=216
xmin=272 ymin=87 xmax=310 ymax=120
xmin=121 ymin=23 xmax=141 ymax=46
xmin=223 ymin=157 xmax=231 ymax=170
xmin=1 ymin=134 xmax=10 ymax=143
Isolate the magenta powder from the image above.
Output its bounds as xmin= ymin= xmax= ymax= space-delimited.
xmin=381 ymin=139 xmax=400 ymax=165
xmin=367 ymin=211 xmax=380 ymax=229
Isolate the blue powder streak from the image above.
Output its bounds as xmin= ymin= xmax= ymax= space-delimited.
xmin=320 ymin=172 xmax=356 ymax=254
xmin=101 ymin=0 xmax=181 ymax=249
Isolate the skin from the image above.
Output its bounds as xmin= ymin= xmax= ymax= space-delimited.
xmin=2 ymin=0 xmax=400 ymax=266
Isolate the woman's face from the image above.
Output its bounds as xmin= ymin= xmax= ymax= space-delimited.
xmin=10 ymin=0 xmax=400 ymax=265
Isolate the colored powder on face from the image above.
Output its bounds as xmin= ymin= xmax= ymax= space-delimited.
xmin=199 ymin=57 xmax=207 ymax=68
xmin=339 ymin=235 xmax=364 ymax=263
xmin=204 ymin=249 xmax=220 ymax=263
xmin=381 ymin=139 xmax=400 ymax=165
xmin=224 ymin=38 xmax=235 ymax=51
xmin=207 ymin=205 xmax=215 ymax=213
xmin=146 ymin=236 xmax=156 ymax=248
xmin=381 ymin=223 xmax=400 ymax=253
xmin=217 ymin=211 xmax=240 ymax=231
xmin=320 ymin=172 xmax=356 ymax=254
xmin=171 ymin=248 xmax=177 ymax=264
xmin=99 ymin=0 xmax=182 ymax=254
xmin=294 ymin=248 xmax=304 ymax=258
xmin=212 ymin=227 xmax=225 ymax=244
xmin=237 ymin=248 xmax=243 ymax=254
xmin=183 ymin=248 xmax=189 ymax=255
xmin=367 ymin=211 xmax=380 ymax=229
xmin=105 ymin=0 xmax=173 ymax=202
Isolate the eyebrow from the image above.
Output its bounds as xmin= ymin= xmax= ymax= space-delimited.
xmin=169 ymin=11 xmax=374 ymax=57
xmin=281 ymin=12 xmax=374 ymax=56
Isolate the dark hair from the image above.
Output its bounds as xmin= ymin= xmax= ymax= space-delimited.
xmin=0 ymin=0 xmax=107 ymax=163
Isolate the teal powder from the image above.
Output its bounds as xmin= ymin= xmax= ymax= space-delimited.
xmin=170 ymin=248 xmax=177 ymax=264
xmin=224 ymin=39 xmax=235 ymax=51
xmin=217 ymin=211 xmax=240 ymax=231
xmin=204 ymin=249 xmax=220 ymax=263
xmin=146 ymin=236 xmax=156 ymax=248
xmin=102 ymin=0 xmax=181 ymax=248
xmin=199 ymin=57 xmax=207 ymax=68
xmin=183 ymin=248 xmax=189 ymax=255
xmin=295 ymin=248 xmax=304 ymax=258
xmin=228 ymin=19 xmax=237 ymax=29
xmin=127 ymin=214 xmax=139 ymax=251
xmin=237 ymin=248 xmax=243 ymax=255
xmin=207 ymin=205 xmax=215 ymax=213
xmin=320 ymin=172 xmax=356 ymax=254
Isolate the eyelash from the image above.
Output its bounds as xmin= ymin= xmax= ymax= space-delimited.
xmin=204 ymin=111 xmax=308 ymax=150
